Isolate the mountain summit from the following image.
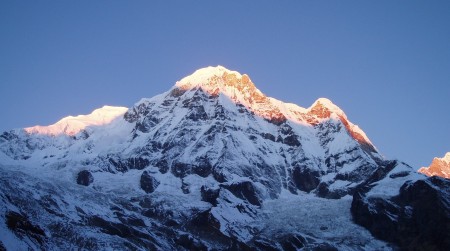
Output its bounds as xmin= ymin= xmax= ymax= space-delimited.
xmin=174 ymin=66 xmax=376 ymax=152
xmin=0 ymin=66 xmax=448 ymax=250
xmin=174 ymin=65 xmax=288 ymax=126
xmin=120 ymin=66 xmax=383 ymax=198
xmin=419 ymin=152 xmax=450 ymax=178
xmin=176 ymin=66 xmax=257 ymax=96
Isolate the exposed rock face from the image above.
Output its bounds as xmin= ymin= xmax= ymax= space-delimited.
xmin=200 ymin=185 xmax=220 ymax=206
xmin=292 ymin=165 xmax=321 ymax=192
xmin=5 ymin=211 xmax=46 ymax=246
xmin=418 ymin=152 xmax=450 ymax=179
xmin=140 ymin=171 xmax=160 ymax=193
xmin=221 ymin=180 xmax=263 ymax=206
xmin=76 ymin=170 xmax=94 ymax=186
xmin=175 ymin=234 xmax=207 ymax=251
xmin=351 ymin=164 xmax=450 ymax=250
xmin=108 ymin=157 xmax=150 ymax=172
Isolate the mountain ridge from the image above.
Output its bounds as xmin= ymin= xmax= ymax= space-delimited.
xmin=16 ymin=66 xmax=374 ymax=154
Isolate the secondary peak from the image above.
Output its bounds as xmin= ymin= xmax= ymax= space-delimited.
xmin=308 ymin=98 xmax=345 ymax=119
xmin=24 ymin=106 xmax=128 ymax=136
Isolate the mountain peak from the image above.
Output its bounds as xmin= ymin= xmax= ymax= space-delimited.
xmin=24 ymin=105 xmax=128 ymax=136
xmin=175 ymin=66 xmax=259 ymax=98
xmin=177 ymin=65 xmax=241 ymax=85
xmin=168 ymin=66 xmax=376 ymax=152
xmin=309 ymin=98 xmax=345 ymax=119
xmin=172 ymin=66 xmax=282 ymax=121
xmin=418 ymin=152 xmax=450 ymax=179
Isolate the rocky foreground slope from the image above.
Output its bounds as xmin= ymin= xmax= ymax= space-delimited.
xmin=0 ymin=66 xmax=449 ymax=250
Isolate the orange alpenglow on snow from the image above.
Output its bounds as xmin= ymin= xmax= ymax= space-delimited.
xmin=175 ymin=66 xmax=287 ymax=125
xmin=24 ymin=106 xmax=128 ymax=136
xmin=174 ymin=66 xmax=376 ymax=152
xmin=418 ymin=152 xmax=450 ymax=179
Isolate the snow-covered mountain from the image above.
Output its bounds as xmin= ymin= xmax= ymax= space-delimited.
xmin=0 ymin=66 xmax=449 ymax=250
xmin=24 ymin=106 xmax=128 ymax=136
xmin=418 ymin=152 xmax=450 ymax=179
xmin=0 ymin=66 xmax=383 ymax=198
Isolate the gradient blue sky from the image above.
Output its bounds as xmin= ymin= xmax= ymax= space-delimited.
xmin=1 ymin=1 xmax=449 ymax=169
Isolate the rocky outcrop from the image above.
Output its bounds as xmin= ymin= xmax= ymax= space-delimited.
xmin=140 ymin=171 xmax=160 ymax=193
xmin=352 ymin=169 xmax=450 ymax=250
xmin=76 ymin=170 xmax=94 ymax=186
xmin=175 ymin=234 xmax=207 ymax=251
xmin=291 ymin=165 xmax=321 ymax=192
xmin=171 ymin=160 xmax=212 ymax=178
xmin=108 ymin=157 xmax=150 ymax=172
xmin=221 ymin=180 xmax=263 ymax=206
xmin=200 ymin=185 xmax=220 ymax=206
xmin=5 ymin=211 xmax=46 ymax=246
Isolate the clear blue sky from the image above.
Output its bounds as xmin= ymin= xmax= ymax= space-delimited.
xmin=1 ymin=1 xmax=449 ymax=169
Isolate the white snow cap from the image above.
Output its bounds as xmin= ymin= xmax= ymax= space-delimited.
xmin=418 ymin=152 xmax=450 ymax=179
xmin=177 ymin=66 xmax=341 ymax=116
xmin=174 ymin=65 xmax=274 ymax=119
xmin=443 ymin=152 xmax=450 ymax=163
xmin=309 ymin=98 xmax=345 ymax=116
xmin=176 ymin=65 xmax=243 ymax=88
xmin=25 ymin=106 xmax=128 ymax=136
